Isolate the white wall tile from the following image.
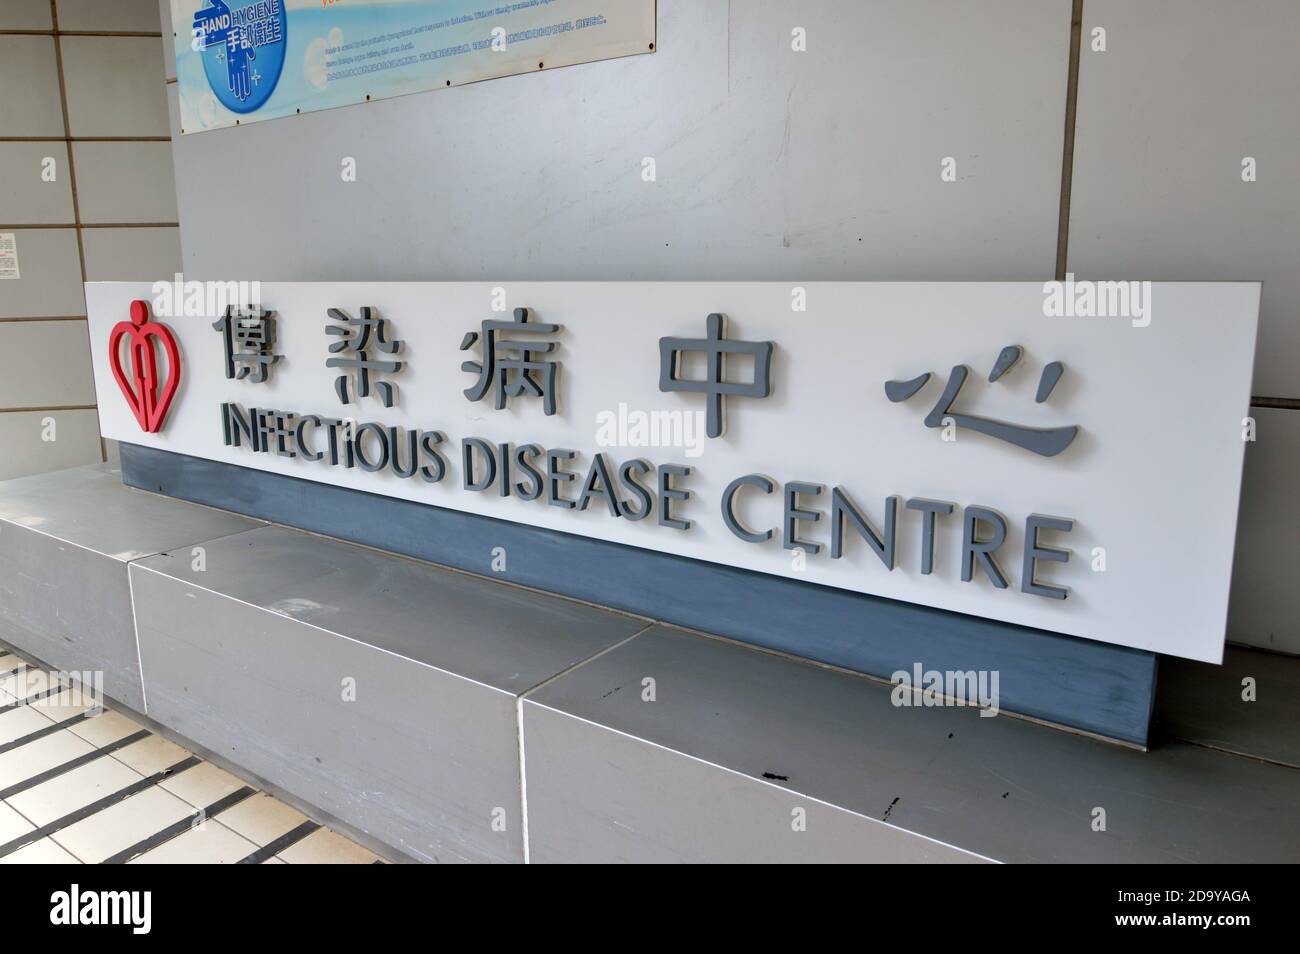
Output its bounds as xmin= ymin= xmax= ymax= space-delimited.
xmin=1228 ymin=407 xmax=1300 ymax=654
xmin=1069 ymin=0 xmax=1300 ymax=399
xmin=0 ymin=409 xmax=102 ymax=481
xmin=81 ymin=226 xmax=180 ymax=281
xmin=0 ymin=143 xmax=74 ymax=224
xmin=56 ymin=0 xmax=161 ymax=33
xmin=159 ymin=0 xmax=176 ymax=82
xmin=166 ymin=81 xmax=180 ymax=139
xmin=0 ymin=0 xmax=53 ymax=30
xmin=72 ymin=142 xmax=178 ymax=223
xmin=61 ymin=36 xmax=169 ymax=137
xmin=0 ymin=320 xmax=96 ymax=408
xmin=0 ymin=229 xmax=85 ymax=318
xmin=0 ymin=37 xmax=65 ymax=137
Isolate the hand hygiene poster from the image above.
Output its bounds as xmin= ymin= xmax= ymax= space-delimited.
xmin=173 ymin=0 xmax=656 ymax=133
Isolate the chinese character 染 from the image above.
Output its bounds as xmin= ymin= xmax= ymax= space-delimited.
xmin=459 ymin=307 xmax=562 ymax=416
xmin=212 ymin=305 xmax=282 ymax=384
xmin=885 ymin=344 xmax=1078 ymax=457
xmin=325 ymin=306 xmax=404 ymax=407
xmin=658 ymin=313 xmax=774 ymax=439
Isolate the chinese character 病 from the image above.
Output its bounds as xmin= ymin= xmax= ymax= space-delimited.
xmin=460 ymin=307 xmax=562 ymax=415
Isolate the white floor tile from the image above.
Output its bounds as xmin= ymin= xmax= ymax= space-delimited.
xmin=7 ymin=754 xmax=144 ymax=827
xmin=0 ymin=730 xmax=95 ymax=791
xmin=215 ymin=791 xmax=308 ymax=846
xmin=51 ymin=787 xmax=195 ymax=864
xmin=0 ymin=706 xmax=55 ymax=746
xmin=26 ymin=687 xmax=97 ymax=725
xmin=0 ymin=668 xmax=62 ymax=701
xmin=129 ymin=819 xmax=258 ymax=864
xmin=277 ymin=827 xmax=381 ymax=864
xmin=0 ymin=837 xmax=80 ymax=864
xmin=159 ymin=761 xmax=246 ymax=809
xmin=65 ymin=709 xmax=144 ymax=748
xmin=0 ymin=801 xmax=35 ymax=843
xmin=109 ymin=734 xmax=190 ymax=776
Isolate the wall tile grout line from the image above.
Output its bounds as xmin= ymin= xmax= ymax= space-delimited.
xmin=0 ymin=316 xmax=87 ymax=323
xmin=0 ymin=136 xmax=173 ymax=142
xmin=0 ymin=405 xmax=99 ymax=414
xmin=47 ymin=0 xmax=86 ymax=288
xmin=1054 ymin=0 xmax=1084 ymax=280
xmin=0 ymin=223 xmax=180 ymax=230
xmin=44 ymin=0 xmax=113 ymax=464
xmin=44 ymin=0 xmax=114 ymax=463
xmin=0 ymin=31 xmax=163 ymax=38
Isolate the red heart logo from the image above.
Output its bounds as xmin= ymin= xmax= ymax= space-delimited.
xmin=109 ymin=300 xmax=181 ymax=433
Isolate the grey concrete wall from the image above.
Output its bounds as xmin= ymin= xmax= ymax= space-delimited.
xmin=2 ymin=463 xmax=1297 ymax=863
xmin=154 ymin=0 xmax=1297 ymax=652
xmin=162 ymin=0 xmax=1071 ymax=282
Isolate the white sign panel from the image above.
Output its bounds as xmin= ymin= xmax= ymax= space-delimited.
xmin=85 ymin=281 xmax=1259 ymax=662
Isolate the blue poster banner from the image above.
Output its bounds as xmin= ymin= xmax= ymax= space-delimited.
xmin=173 ymin=0 xmax=655 ymax=133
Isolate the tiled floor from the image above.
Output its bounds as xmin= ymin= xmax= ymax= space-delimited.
xmin=0 ymin=651 xmax=383 ymax=864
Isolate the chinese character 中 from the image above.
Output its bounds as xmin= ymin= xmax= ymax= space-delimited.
xmin=326 ymin=306 xmax=404 ymax=407
xmin=885 ymin=344 xmax=1078 ymax=457
xmin=212 ymin=305 xmax=282 ymax=384
xmin=658 ymin=313 xmax=774 ymax=439
xmin=459 ymin=307 xmax=562 ymax=416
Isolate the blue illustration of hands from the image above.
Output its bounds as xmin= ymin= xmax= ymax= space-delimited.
xmin=192 ymin=0 xmax=231 ymax=51
xmin=225 ymin=27 xmax=257 ymax=102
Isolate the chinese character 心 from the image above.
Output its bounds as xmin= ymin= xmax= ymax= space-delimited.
xmin=885 ymin=344 xmax=1078 ymax=457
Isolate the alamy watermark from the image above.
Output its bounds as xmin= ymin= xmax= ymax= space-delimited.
xmin=50 ymin=885 xmax=150 ymax=934
xmin=0 ymin=666 xmax=103 ymax=710
xmin=595 ymin=402 xmax=707 ymax=459
xmin=151 ymin=273 xmax=262 ymax=318
xmin=890 ymin=663 xmax=1000 ymax=717
xmin=1042 ymin=273 xmax=1151 ymax=327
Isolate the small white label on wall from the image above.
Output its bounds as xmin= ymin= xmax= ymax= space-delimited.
xmin=0 ymin=233 xmax=19 ymax=280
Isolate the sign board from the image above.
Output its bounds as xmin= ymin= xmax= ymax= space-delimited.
xmin=172 ymin=0 xmax=656 ymax=133
xmin=86 ymin=281 xmax=1259 ymax=662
